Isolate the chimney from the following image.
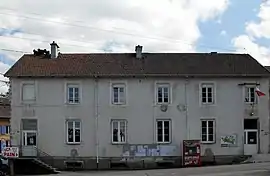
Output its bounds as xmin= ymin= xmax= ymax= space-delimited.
xmin=50 ymin=41 xmax=59 ymax=59
xmin=135 ymin=45 xmax=143 ymax=59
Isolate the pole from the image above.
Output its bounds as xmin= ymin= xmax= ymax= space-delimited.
xmin=184 ymin=78 xmax=189 ymax=140
xmin=94 ymin=79 xmax=99 ymax=169
xmin=9 ymin=159 xmax=14 ymax=176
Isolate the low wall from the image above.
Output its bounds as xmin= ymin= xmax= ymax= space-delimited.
xmin=51 ymin=155 xmax=247 ymax=170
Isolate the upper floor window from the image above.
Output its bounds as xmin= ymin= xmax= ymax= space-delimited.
xmin=201 ymin=83 xmax=215 ymax=105
xmin=156 ymin=83 xmax=170 ymax=104
xmin=111 ymin=120 xmax=127 ymax=143
xmin=67 ymin=120 xmax=81 ymax=144
xmin=67 ymin=84 xmax=80 ymax=104
xmin=0 ymin=126 xmax=10 ymax=134
xmin=22 ymin=83 xmax=36 ymax=101
xmin=111 ymin=83 xmax=126 ymax=105
xmin=245 ymin=87 xmax=256 ymax=103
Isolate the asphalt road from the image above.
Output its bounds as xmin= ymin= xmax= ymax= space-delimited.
xmin=35 ymin=163 xmax=270 ymax=176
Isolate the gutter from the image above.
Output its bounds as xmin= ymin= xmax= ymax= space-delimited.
xmin=94 ymin=78 xmax=99 ymax=169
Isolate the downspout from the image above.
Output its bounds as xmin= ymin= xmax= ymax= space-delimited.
xmin=184 ymin=78 xmax=189 ymax=140
xmin=94 ymin=78 xmax=99 ymax=169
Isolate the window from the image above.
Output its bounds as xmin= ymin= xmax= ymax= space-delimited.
xmin=156 ymin=120 xmax=171 ymax=143
xmin=23 ymin=131 xmax=37 ymax=146
xmin=22 ymin=119 xmax=38 ymax=146
xmin=67 ymin=84 xmax=80 ymax=104
xmin=245 ymin=87 xmax=256 ymax=103
xmin=111 ymin=120 xmax=127 ymax=143
xmin=201 ymin=83 xmax=214 ymax=104
xmin=201 ymin=119 xmax=215 ymax=143
xmin=0 ymin=126 xmax=10 ymax=134
xmin=67 ymin=120 xmax=81 ymax=144
xmin=22 ymin=83 xmax=35 ymax=101
xmin=111 ymin=84 xmax=126 ymax=105
xmin=156 ymin=84 xmax=170 ymax=104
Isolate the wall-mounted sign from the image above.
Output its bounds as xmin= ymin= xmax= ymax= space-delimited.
xmin=2 ymin=147 xmax=19 ymax=158
xmin=221 ymin=134 xmax=237 ymax=147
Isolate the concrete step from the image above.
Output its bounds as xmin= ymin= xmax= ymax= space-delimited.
xmin=243 ymin=154 xmax=270 ymax=163
xmin=32 ymin=158 xmax=60 ymax=174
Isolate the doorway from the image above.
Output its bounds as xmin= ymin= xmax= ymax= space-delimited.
xmin=244 ymin=119 xmax=258 ymax=155
xmin=21 ymin=119 xmax=38 ymax=157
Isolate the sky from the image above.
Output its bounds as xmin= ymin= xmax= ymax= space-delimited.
xmin=0 ymin=0 xmax=270 ymax=93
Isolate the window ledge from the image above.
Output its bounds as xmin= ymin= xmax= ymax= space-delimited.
xmin=110 ymin=104 xmax=128 ymax=107
xmin=200 ymin=103 xmax=216 ymax=107
xmin=21 ymin=100 xmax=36 ymax=104
xmin=154 ymin=103 xmax=172 ymax=107
xmin=65 ymin=103 xmax=81 ymax=106
xmin=66 ymin=142 xmax=81 ymax=145
xmin=201 ymin=141 xmax=215 ymax=144
xmin=111 ymin=142 xmax=127 ymax=145
xmin=156 ymin=142 xmax=171 ymax=145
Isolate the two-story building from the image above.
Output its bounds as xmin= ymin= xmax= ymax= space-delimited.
xmin=4 ymin=42 xmax=270 ymax=170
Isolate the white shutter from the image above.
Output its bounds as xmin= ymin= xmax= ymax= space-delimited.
xmin=22 ymin=84 xmax=35 ymax=100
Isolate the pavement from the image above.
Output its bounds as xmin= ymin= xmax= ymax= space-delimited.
xmin=30 ymin=163 xmax=270 ymax=176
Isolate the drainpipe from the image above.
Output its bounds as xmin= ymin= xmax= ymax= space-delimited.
xmin=184 ymin=78 xmax=189 ymax=140
xmin=94 ymin=78 xmax=99 ymax=169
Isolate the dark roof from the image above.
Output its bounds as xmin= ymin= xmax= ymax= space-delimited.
xmin=265 ymin=66 xmax=270 ymax=72
xmin=0 ymin=98 xmax=10 ymax=118
xmin=4 ymin=53 xmax=270 ymax=78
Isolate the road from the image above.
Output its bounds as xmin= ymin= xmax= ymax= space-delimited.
xmin=38 ymin=163 xmax=270 ymax=176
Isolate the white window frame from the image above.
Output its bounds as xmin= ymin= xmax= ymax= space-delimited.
xmin=156 ymin=83 xmax=171 ymax=104
xmin=22 ymin=130 xmax=37 ymax=146
xmin=21 ymin=82 xmax=36 ymax=102
xmin=111 ymin=83 xmax=126 ymax=105
xmin=156 ymin=119 xmax=171 ymax=144
xmin=200 ymin=82 xmax=215 ymax=105
xmin=66 ymin=120 xmax=81 ymax=144
xmin=201 ymin=119 xmax=215 ymax=144
xmin=65 ymin=83 xmax=81 ymax=104
xmin=111 ymin=120 xmax=127 ymax=144
xmin=244 ymin=86 xmax=257 ymax=104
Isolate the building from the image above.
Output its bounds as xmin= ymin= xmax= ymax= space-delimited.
xmin=0 ymin=97 xmax=11 ymax=153
xmin=4 ymin=42 xmax=270 ymax=170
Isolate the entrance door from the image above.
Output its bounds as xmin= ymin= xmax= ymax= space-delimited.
xmin=244 ymin=130 xmax=258 ymax=155
xmin=23 ymin=131 xmax=37 ymax=146
xmin=22 ymin=130 xmax=37 ymax=156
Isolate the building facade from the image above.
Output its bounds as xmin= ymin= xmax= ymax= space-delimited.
xmin=0 ymin=97 xmax=11 ymax=153
xmin=5 ymin=43 xmax=270 ymax=169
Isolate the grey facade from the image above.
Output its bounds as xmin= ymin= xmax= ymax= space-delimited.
xmin=9 ymin=77 xmax=270 ymax=169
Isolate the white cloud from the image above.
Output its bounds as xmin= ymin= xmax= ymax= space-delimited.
xmin=232 ymin=35 xmax=270 ymax=65
xmin=0 ymin=0 xmax=230 ymax=92
xmin=220 ymin=30 xmax=227 ymax=36
xmin=233 ymin=0 xmax=270 ymax=65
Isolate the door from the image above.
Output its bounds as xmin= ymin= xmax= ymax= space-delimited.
xmin=22 ymin=130 xmax=37 ymax=156
xmin=244 ymin=130 xmax=258 ymax=155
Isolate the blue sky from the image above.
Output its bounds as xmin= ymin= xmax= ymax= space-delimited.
xmin=197 ymin=0 xmax=263 ymax=53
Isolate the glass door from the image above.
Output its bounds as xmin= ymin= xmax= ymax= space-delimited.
xmin=23 ymin=131 xmax=37 ymax=146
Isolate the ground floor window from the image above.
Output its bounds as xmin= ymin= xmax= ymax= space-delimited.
xmin=111 ymin=120 xmax=127 ymax=143
xmin=201 ymin=119 xmax=215 ymax=143
xmin=156 ymin=119 xmax=171 ymax=143
xmin=67 ymin=120 xmax=81 ymax=144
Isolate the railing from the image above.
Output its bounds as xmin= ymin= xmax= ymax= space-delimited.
xmin=35 ymin=147 xmax=55 ymax=168
xmin=18 ymin=146 xmax=55 ymax=168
